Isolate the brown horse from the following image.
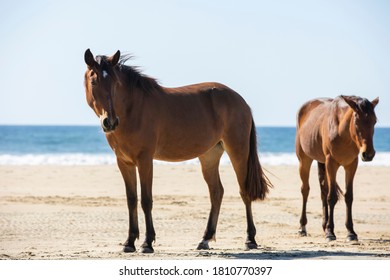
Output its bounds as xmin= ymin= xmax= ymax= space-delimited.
xmin=296 ymin=95 xmax=379 ymax=242
xmin=83 ymin=49 xmax=271 ymax=253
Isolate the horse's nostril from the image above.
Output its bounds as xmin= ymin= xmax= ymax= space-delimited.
xmin=102 ymin=118 xmax=110 ymax=129
xmin=361 ymin=151 xmax=375 ymax=162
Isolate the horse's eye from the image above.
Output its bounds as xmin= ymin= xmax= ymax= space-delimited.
xmin=90 ymin=71 xmax=98 ymax=85
xmin=91 ymin=77 xmax=98 ymax=85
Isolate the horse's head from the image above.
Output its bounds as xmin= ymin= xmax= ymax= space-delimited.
xmin=84 ymin=49 xmax=121 ymax=133
xmin=341 ymin=95 xmax=379 ymax=162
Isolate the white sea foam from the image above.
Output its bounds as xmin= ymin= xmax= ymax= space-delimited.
xmin=0 ymin=152 xmax=389 ymax=166
xmin=259 ymin=153 xmax=299 ymax=166
xmin=359 ymin=152 xmax=390 ymax=167
xmin=0 ymin=154 xmax=117 ymax=166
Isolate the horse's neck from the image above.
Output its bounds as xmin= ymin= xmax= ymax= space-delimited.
xmin=116 ymin=84 xmax=143 ymax=115
xmin=116 ymin=82 xmax=162 ymax=122
xmin=339 ymin=108 xmax=356 ymax=142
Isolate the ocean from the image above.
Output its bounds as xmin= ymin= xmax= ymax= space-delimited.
xmin=0 ymin=125 xmax=389 ymax=166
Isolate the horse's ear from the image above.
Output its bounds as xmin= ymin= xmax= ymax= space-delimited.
xmin=341 ymin=95 xmax=359 ymax=112
xmin=84 ymin=49 xmax=96 ymax=68
xmin=371 ymin=97 xmax=379 ymax=108
xmin=109 ymin=50 xmax=121 ymax=66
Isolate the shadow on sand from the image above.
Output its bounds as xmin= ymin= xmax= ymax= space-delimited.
xmin=208 ymin=249 xmax=389 ymax=260
xmin=194 ymin=239 xmax=390 ymax=260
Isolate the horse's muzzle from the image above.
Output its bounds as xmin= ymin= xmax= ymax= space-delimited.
xmin=102 ymin=116 xmax=119 ymax=132
xmin=361 ymin=150 xmax=375 ymax=162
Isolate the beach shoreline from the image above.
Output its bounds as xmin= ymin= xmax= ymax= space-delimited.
xmin=1 ymin=164 xmax=389 ymax=259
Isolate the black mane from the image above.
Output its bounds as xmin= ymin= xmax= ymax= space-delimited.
xmin=117 ymin=55 xmax=162 ymax=94
xmin=95 ymin=54 xmax=162 ymax=94
xmin=356 ymin=98 xmax=375 ymax=114
xmin=345 ymin=95 xmax=375 ymax=114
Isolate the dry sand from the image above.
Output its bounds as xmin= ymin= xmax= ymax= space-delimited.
xmin=0 ymin=164 xmax=389 ymax=259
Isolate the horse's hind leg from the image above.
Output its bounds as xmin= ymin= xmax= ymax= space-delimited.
xmin=344 ymin=158 xmax=358 ymax=242
xmin=324 ymin=155 xmax=341 ymax=241
xmin=223 ymin=139 xmax=258 ymax=249
xmin=197 ymin=142 xmax=225 ymax=250
xmin=298 ymin=154 xmax=313 ymax=236
xmin=318 ymin=162 xmax=329 ymax=232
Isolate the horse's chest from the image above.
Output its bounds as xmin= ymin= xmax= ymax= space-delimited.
xmin=327 ymin=138 xmax=359 ymax=165
xmin=105 ymin=134 xmax=136 ymax=163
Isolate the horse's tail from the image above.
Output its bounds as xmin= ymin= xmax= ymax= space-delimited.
xmin=335 ymin=183 xmax=344 ymax=202
xmin=244 ymin=120 xmax=273 ymax=201
xmin=318 ymin=162 xmax=343 ymax=202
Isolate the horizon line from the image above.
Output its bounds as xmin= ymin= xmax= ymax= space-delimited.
xmin=1 ymin=123 xmax=390 ymax=128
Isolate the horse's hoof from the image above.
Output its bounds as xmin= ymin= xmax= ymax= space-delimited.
xmin=245 ymin=241 xmax=258 ymax=250
xmin=298 ymin=230 xmax=307 ymax=237
xmin=140 ymin=247 xmax=154 ymax=253
xmin=140 ymin=243 xmax=154 ymax=254
xmin=197 ymin=241 xmax=210 ymax=250
xmin=123 ymin=245 xmax=136 ymax=253
xmin=325 ymin=234 xmax=336 ymax=242
xmin=346 ymin=234 xmax=358 ymax=243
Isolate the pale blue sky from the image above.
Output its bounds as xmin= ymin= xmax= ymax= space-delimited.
xmin=1 ymin=0 xmax=389 ymax=126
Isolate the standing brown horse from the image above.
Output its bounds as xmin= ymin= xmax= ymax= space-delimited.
xmin=296 ymin=95 xmax=379 ymax=242
xmin=83 ymin=49 xmax=271 ymax=253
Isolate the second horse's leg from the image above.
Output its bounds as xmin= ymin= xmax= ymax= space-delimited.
xmin=344 ymin=158 xmax=358 ymax=242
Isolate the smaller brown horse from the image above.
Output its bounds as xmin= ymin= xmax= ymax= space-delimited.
xmin=296 ymin=95 xmax=379 ymax=242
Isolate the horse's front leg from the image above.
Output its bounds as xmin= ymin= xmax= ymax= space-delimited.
xmin=117 ymin=159 xmax=139 ymax=253
xmin=137 ymin=156 xmax=155 ymax=253
xmin=344 ymin=158 xmax=358 ymax=242
xmin=325 ymin=156 xmax=341 ymax=241
xmin=298 ymin=156 xmax=313 ymax=236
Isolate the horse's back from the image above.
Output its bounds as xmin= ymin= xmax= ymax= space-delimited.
xmin=163 ymin=82 xmax=251 ymax=128
xmin=165 ymin=82 xmax=249 ymax=108
xmin=154 ymin=82 xmax=252 ymax=161
xmin=297 ymin=98 xmax=332 ymax=128
xmin=296 ymin=98 xmax=333 ymax=162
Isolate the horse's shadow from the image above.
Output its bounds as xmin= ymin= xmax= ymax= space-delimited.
xmin=215 ymin=249 xmax=389 ymax=260
xmin=194 ymin=239 xmax=390 ymax=260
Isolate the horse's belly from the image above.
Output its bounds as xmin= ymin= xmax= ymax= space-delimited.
xmin=298 ymin=131 xmax=326 ymax=163
xmin=154 ymin=135 xmax=221 ymax=162
xmin=302 ymin=147 xmax=326 ymax=163
xmin=153 ymin=145 xmax=213 ymax=162
xmin=154 ymin=123 xmax=223 ymax=162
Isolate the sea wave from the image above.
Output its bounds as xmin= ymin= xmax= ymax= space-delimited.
xmin=0 ymin=153 xmax=117 ymax=166
xmin=1 ymin=152 xmax=390 ymax=166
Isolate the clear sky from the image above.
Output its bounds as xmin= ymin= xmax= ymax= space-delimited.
xmin=1 ymin=0 xmax=389 ymax=126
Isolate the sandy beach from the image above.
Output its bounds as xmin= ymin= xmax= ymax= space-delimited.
xmin=0 ymin=164 xmax=389 ymax=260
